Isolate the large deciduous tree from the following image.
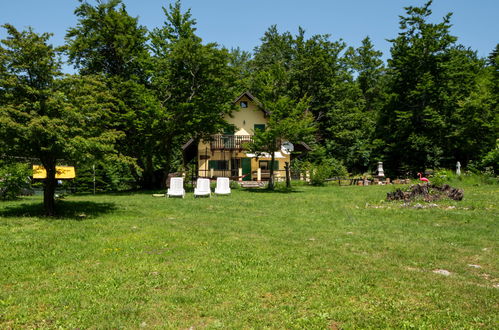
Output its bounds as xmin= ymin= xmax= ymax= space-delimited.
xmin=377 ymin=0 xmax=487 ymax=174
xmin=65 ymin=0 xmax=164 ymax=188
xmin=150 ymin=0 xmax=236 ymax=181
xmin=0 ymin=24 xmax=120 ymax=215
xmin=65 ymin=0 xmax=149 ymax=79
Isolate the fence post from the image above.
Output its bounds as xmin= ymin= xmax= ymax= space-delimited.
xmin=257 ymin=168 xmax=261 ymax=181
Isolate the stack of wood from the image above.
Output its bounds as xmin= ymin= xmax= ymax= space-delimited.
xmin=386 ymin=183 xmax=464 ymax=202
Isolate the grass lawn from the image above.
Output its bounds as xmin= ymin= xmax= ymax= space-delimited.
xmin=0 ymin=183 xmax=498 ymax=328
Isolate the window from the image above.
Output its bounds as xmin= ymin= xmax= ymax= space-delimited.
xmin=240 ymin=101 xmax=248 ymax=108
xmin=208 ymin=160 xmax=228 ymax=170
xmin=259 ymin=160 xmax=279 ymax=170
xmin=254 ymin=124 xmax=265 ymax=132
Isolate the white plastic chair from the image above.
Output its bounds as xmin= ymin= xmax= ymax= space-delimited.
xmin=167 ymin=177 xmax=185 ymax=198
xmin=194 ymin=178 xmax=211 ymax=198
xmin=214 ymin=177 xmax=231 ymax=195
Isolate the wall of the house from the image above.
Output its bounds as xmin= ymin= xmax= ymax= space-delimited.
xmin=197 ymin=149 xmax=290 ymax=180
xmin=227 ymin=95 xmax=267 ymax=135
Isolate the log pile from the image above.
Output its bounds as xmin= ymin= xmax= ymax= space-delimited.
xmin=386 ymin=184 xmax=464 ymax=202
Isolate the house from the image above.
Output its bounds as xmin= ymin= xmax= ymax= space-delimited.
xmin=182 ymin=92 xmax=310 ymax=181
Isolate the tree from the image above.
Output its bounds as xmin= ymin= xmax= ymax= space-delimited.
xmin=65 ymin=0 xmax=165 ymax=188
xmin=65 ymin=0 xmax=149 ymax=80
xmin=251 ymin=26 xmax=374 ymax=173
xmin=378 ymin=0 xmax=484 ymax=174
xmin=346 ymin=36 xmax=385 ymax=112
xmin=247 ymin=68 xmax=315 ymax=189
xmin=150 ymin=1 xmax=236 ymax=181
xmin=0 ymin=24 xmax=120 ymax=215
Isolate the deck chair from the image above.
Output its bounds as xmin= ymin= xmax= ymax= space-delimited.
xmin=214 ymin=177 xmax=231 ymax=195
xmin=167 ymin=177 xmax=185 ymax=198
xmin=194 ymin=178 xmax=211 ymax=198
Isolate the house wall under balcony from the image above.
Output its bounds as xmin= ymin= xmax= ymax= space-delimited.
xmin=196 ymin=148 xmax=289 ymax=181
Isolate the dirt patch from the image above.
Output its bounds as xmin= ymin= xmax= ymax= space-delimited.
xmin=386 ymin=184 xmax=463 ymax=202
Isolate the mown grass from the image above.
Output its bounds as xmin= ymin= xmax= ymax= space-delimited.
xmin=0 ymin=183 xmax=497 ymax=328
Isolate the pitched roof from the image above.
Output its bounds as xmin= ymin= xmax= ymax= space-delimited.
xmin=233 ymin=91 xmax=270 ymax=116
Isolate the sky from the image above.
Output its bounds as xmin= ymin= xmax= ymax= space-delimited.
xmin=1 ymin=0 xmax=497 ymax=73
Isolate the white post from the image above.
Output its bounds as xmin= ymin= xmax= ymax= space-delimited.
xmin=377 ymin=162 xmax=385 ymax=177
xmin=257 ymin=168 xmax=261 ymax=181
xmin=238 ymin=168 xmax=242 ymax=181
xmin=456 ymin=161 xmax=461 ymax=176
xmin=210 ymin=168 xmax=214 ymax=178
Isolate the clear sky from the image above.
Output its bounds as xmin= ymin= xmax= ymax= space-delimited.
xmin=1 ymin=0 xmax=497 ymax=72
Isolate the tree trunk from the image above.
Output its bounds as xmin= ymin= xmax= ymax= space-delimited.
xmin=142 ymin=154 xmax=155 ymax=189
xmin=42 ymin=161 xmax=57 ymax=216
xmin=285 ymin=161 xmax=291 ymax=188
xmin=268 ymin=151 xmax=275 ymax=190
xmin=162 ymin=139 xmax=174 ymax=189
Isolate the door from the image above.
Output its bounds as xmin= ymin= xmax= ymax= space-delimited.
xmin=242 ymin=158 xmax=252 ymax=181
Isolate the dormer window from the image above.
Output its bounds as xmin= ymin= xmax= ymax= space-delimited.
xmin=240 ymin=101 xmax=248 ymax=108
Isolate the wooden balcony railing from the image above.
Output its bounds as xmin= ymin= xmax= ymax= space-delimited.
xmin=210 ymin=134 xmax=253 ymax=150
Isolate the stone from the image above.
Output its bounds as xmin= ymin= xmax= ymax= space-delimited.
xmin=433 ymin=269 xmax=451 ymax=276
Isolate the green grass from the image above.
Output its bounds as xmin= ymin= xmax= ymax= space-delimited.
xmin=0 ymin=184 xmax=498 ymax=328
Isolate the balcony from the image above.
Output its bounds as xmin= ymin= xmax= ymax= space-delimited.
xmin=210 ymin=134 xmax=253 ymax=150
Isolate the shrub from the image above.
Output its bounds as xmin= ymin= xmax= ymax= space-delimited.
xmin=481 ymin=140 xmax=499 ymax=174
xmin=0 ymin=163 xmax=32 ymax=200
xmin=309 ymin=159 xmax=348 ymax=186
xmin=309 ymin=163 xmax=331 ymax=186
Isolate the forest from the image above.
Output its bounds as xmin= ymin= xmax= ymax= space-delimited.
xmin=0 ymin=0 xmax=498 ymax=210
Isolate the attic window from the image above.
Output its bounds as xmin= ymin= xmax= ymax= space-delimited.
xmin=240 ymin=101 xmax=248 ymax=108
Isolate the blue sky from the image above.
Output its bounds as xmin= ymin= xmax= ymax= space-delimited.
xmin=1 ymin=0 xmax=497 ymax=72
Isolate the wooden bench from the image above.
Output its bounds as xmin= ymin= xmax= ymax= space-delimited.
xmin=239 ymin=181 xmax=266 ymax=188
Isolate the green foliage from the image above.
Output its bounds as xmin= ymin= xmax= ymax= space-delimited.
xmin=65 ymin=0 xmax=149 ymax=79
xmin=246 ymin=95 xmax=315 ymax=189
xmin=309 ymin=163 xmax=331 ymax=186
xmin=481 ymin=139 xmax=499 ymax=174
xmin=149 ymin=0 xmax=236 ymax=177
xmin=432 ymin=168 xmax=497 ymax=186
xmin=377 ymin=1 xmax=496 ymax=175
xmin=0 ymin=24 xmax=121 ymax=214
xmin=72 ymin=159 xmax=136 ymax=193
xmin=308 ymin=158 xmax=348 ymax=186
xmin=0 ymin=163 xmax=32 ymax=200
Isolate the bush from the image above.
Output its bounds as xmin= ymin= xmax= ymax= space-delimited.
xmin=309 ymin=163 xmax=331 ymax=186
xmin=481 ymin=140 xmax=499 ymax=174
xmin=0 ymin=163 xmax=32 ymax=200
xmin=73 ymin=159 xmax=136 ymax=193
xmin=309 ymin=159 xmax=348 ymax=186
xmin=432 ymin=168 xmax=497 ymax=186
xmin=431 ymin=169 xmax=456 ymax=186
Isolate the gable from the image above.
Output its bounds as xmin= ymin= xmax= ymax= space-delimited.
xmin=225 ymin=92 xmax=268 ymax=136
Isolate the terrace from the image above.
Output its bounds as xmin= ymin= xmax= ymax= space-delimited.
xmin=210 ymin=134 xmax=253 ymax=150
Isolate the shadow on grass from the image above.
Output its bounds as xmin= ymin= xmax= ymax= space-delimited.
xmin=0 ymin=200 xmax=116 ymax=219
xmin=243 ymin=187 xmax=303 ymax=194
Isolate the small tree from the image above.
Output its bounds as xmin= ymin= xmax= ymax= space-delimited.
xmin=0 ymin=25 xmax=120 ymax=215
xmin=246 ymin=95 xmax=315 ymax=190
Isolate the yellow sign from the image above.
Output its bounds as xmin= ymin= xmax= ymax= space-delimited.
xmin=32 ymin=165 xmax=76 ymax=179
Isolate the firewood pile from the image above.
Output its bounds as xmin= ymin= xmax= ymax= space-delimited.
xmin=386 ymin=183 xmax=464 ymax=202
